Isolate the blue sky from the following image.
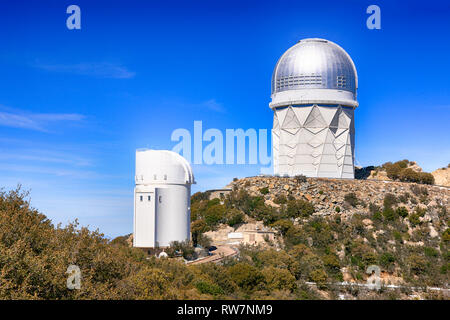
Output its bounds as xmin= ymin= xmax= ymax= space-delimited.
xmin=0 ymin=0 xmax=449 ymax=237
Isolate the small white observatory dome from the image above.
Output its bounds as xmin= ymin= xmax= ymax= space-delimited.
xmin=133 ymin=149 xmax=195 ymax=249
xmin=270 ymin=38 xmax=358 ymax=109
xmin=135 ymin=149 xmax=194 ymax=185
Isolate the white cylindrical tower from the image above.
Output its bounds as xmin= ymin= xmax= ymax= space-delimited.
xmin=133 ymin=149 xmax=195 ymax=248
xmin=270 ymin=38 xmax=358 ymax=178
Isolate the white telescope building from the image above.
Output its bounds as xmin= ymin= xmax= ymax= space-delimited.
xmin=270 ymin=38 xmax=358 ymax=178
xmin=133 ymin=149 xmax=195 ymax=248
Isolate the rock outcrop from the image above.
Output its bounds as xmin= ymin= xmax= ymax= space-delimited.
xmin=432 ymin=167 xmax=450 ymax=187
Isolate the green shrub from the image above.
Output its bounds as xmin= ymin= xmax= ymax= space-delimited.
xmin=309 ymin=269 xmax=327 ymax=285
xmin=396 ymin=206 xmax=409 ymax=218
xmin=383 ymin=160 xmax=434 ymax=184
xmin=285 ymin=199 xmax=315 ymax=218
xmin=393 ymin=231 xmax=403 ymax=242
xmin=424 ymin=247 xmax=439 ymax=258
xmin=270 ymin=219 xmax=293 ymax=236
xmin=261 ymin=266 xmax=296 ymax=292
xmin=369 ymin=203 xmax=381 ymax=214
xmin=294 ymin=175 xmax=307 ymax=183
xmin=204 ymin=204 xmax=226 ymax=227
xmin=197 ymin=233 xmax=212 ymax=248
xmin=373 ymin=211 xmax=383 ymax=221
xmin=409 ymin=213 xmax=421 ymax=227
xmin=259 ymin=187 xmax=269 ymax=195
xmin=335 ymin=206 xmax=341 ymax=213
xmin=382 ymin=207 xmax=397 ymax=221
xmin=410 ymin=185 xmax=428 ymax=197
xmin=418 ymin=172 xmax=435 ymax=185
xmin=383 ymin=193 xmax=398 ymax=208
xmin=322 ymin=254 xmax=341 ymax=274
xmin=191 ymin=219 xmax=209 ymax=246
xmin=284 ymin=226 xmax=305 ymax=247
xmin=227 ymin=263 xmax=264 ymax=292
xmin=344 ymin=192 xmax=360 ymax=207
xmin=408 ymin=254 xmax=428 ymax=275
xmin=273 ymin=194 xmax=287 ymax=205
xmin=191 ymin=191 xmax=211 ymax=203
xmin=226 ymin=209 xmax=245 ymax=227
xmin=384 ymin=162 xmax=403 ymax=180
xmin=398 ymin=193 xmax=410 ymax=204
xmin=442 ymin=229 xmax=450 ymax=243
xmin=195 ymin=280 xmax=224 ymax=296
xmin=379 ymin=252 xmax=395 ymax=268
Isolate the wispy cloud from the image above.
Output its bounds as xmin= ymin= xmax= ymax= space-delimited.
xmin=202 ymin=99 xmax=225 ymax=113
xmin=0 ymin=150 xmax=92 ymax=167
xmin=35 ymin=62 xmax=136 ymax=79
xmin=0 ymin=163 xmax=119 ymax=180
xmin=158 ymin=98 xmax=226 ymax=113
xmin=0 ymin=106 xmax=85 ymax=131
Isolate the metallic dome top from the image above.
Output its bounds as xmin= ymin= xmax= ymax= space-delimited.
xmin=271 ymin=38 xmax=358 ymax=96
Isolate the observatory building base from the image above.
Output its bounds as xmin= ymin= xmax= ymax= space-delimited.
xmin=272 ymin=104 xmax=355 ymax=178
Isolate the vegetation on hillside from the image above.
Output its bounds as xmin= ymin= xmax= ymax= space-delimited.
xmin=1 ymin=179 xmax=448 ymax=299
xmin=190 ymin=184 xmax=449 ymax=299
xmin=357 ymin=160 xmax=435 ymax=185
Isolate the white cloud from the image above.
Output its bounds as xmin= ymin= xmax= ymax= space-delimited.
xmin=0 ymin=106 xmax=85 ymax=131
xmin=202 ymin=99 xmax=225 ymax=113
xmin=35 ymin=62 xmax=136 ymax=79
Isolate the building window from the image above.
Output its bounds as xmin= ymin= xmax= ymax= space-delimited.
xmin=276 ymin=74 xmax=322 ymax=91
xmin=153 ymin=174 xmax=157 ymax=180
xmin=164 ymin=174 xmax=167 ymax=180
xmin=159 ymin=196 xmax=162 ymax=203
xmin=139 ymin=195 xmax=143 ymax=202
xmin=337 ymin=75 xmax=346 ymax=88
xmin=148 ymin=195 xmax=151 ymax=201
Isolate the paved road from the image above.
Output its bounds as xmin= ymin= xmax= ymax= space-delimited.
xmin=187 ymin=245 xmax=238 ymax=265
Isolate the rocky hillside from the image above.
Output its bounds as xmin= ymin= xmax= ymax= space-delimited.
xmin=229 ymin=176 xmax=449 ymax=219
xmin=194 ymin=175 xmax=450 ymax=299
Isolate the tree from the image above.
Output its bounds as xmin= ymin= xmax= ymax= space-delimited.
xmin=129 ymin=267 xmax=173 ymax=299
xmin=203 ymin=204 xmax=226 ymax=227
xmin=226 ymin=209 xmax=245 ymax=227
xmin=261 ymin=267 xmax=296 ymax=292
xmin=408 ymin=254 xmax=428 ymax=275
xmin=191 ymin=219 xmax=209 ymax=246
xmin=271 ymin=219 xmax=293 ymax=236
xmin=227 ymin=263 xmax=264 ymax=292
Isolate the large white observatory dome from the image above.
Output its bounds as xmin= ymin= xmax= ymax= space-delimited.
xmin=270 ymin=38 xmax=359 ymax=179
xmin=270 ymin=38 xmax=358 ymax=108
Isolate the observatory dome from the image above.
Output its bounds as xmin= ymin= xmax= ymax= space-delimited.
xmin=271 ymin=38 xmax=358 ymax=107
xmin=135 ymin=149 xmax=194 ymax=185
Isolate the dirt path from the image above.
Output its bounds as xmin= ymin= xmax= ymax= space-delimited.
xmin=187 ymin=245 xmax=238 ymax=265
